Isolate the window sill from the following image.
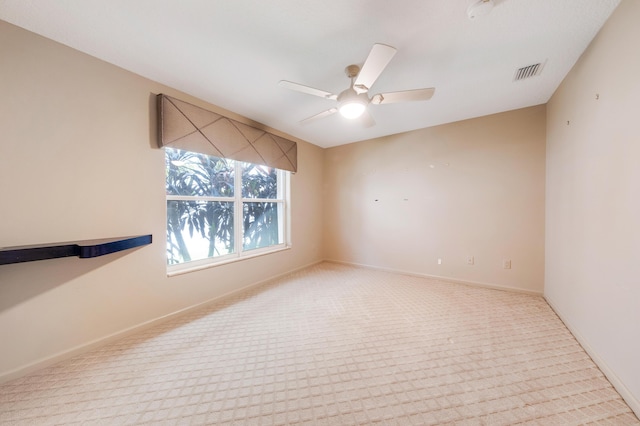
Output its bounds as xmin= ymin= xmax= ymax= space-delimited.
xmin=167 ymin=245 xmax=291 ymax=277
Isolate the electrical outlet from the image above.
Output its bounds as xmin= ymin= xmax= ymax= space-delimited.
xmin=503 ymin=259 xmax=511 ymax=269
xmin=467 ymin=256 xmax=474 ymax=265
xmin=437 ymin=258 xmax=442 ymax=265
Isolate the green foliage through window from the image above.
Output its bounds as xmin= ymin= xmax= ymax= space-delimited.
xmin=165 ymin=148 xmax=286 ymax=266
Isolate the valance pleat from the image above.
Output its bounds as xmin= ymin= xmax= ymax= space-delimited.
xmin=157 ymin=94 xmax=297 ymax=172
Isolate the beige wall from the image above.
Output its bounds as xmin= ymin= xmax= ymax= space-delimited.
xmin=0 ymin=21 xmax=324 ymax=380
xmin=324 ymin=106 xmax=546 ymax=293
xmin=545 ymin=0 xmax=640 ymax=412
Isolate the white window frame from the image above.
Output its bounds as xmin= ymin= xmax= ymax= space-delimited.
xmin=166 ymin=156 xmax=290 ymax=275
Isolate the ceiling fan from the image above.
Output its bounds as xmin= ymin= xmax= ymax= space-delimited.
xmin=279 ymin=43 xmax=435 ymax=127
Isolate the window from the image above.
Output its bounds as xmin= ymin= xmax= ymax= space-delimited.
xmin=166 ymin=147 xmax=289 ymax=270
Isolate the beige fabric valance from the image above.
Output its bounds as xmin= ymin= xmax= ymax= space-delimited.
xmin=157 ymin=94 xmax=297 ymax=173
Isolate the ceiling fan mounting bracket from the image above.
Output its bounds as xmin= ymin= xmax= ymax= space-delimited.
xmin=344 ymin=64 xmax=360 ymax=79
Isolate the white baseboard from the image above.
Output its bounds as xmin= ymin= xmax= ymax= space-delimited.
xmin=0 ymin=259 xmax=324 ymax=385
xmin=324 ymin=258 xmax=543 ymax=296
xmin=545 ymin=295 xmax=640 ymax=418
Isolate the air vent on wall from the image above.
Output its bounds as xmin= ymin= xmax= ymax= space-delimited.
xmin=514 ymin=62 xmax=544 ymax=81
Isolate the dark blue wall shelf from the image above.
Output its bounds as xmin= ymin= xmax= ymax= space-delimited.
xmin=0 ymin=235 xmax=152 ymax=265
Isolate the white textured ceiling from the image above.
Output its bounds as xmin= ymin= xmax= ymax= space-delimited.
xmin=0 ymin=0 xmax=620 ymax=148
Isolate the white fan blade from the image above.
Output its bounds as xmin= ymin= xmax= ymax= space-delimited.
xmin=360 ymin=110 xmax=375 ymax=128
xmin=279 ymin=80 xmax=337 ymax=100
xmin=300 ymin=108 xmax=338 ymax=125
xmin=353 ymin=44 xmax=397 ymax=93
xmin=371 ymin=87 xmax=435 ymax=105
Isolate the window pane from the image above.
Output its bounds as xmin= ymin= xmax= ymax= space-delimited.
xmin=243 ymin=202 xmax=282 ymax=251
xmin=241 ymin=162 xmax=277 ymax=199
xmin=166 ymin=148 xmax=234 ymax=197
xmin=167 ymin=200 xmax=234 ymax=264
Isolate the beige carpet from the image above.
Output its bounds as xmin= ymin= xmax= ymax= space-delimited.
xmin=0 ymin=262 xmax=637 ymax=425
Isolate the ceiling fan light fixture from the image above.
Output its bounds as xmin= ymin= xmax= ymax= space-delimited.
xmin=339 ymin=101 xmax=366 ymax=119
xmin=337 ymin=89 xmax=368 ymax=119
